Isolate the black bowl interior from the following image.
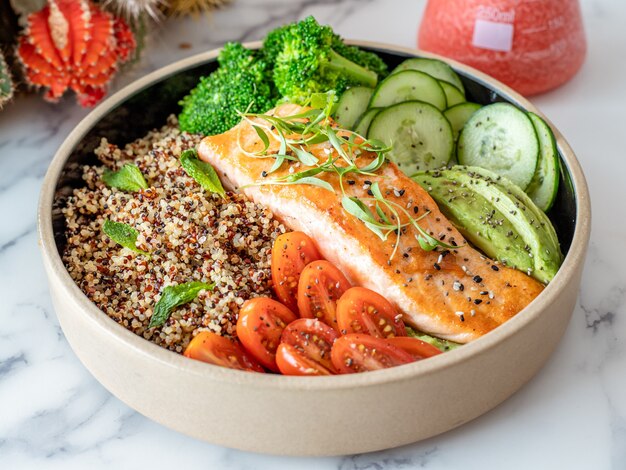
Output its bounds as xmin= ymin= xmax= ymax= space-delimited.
xmin=52 ymin=47 xmax=576 ymax=257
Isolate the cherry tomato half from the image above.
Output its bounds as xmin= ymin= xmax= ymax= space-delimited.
xmin=271 ymin=231 xmax=322 ymax=312
xmin=184 ymin=331 xmax=264 ymax=372
xmin=331 ymin=334 xmax=415 ymax=374
xmin=297 ymin=260 xmax=351 ymax=331
xmin=276 ymin=343 xmax=330 ymax=376
xmin=236 ymin=297 xmax=297 ymax=372
xmin=336 ymin=287 xmax=407 ymax=338
xmin=387 ymin=336 xmax=442 ymax=360
xmin=277 ymin=318 xmax=339 ymax=375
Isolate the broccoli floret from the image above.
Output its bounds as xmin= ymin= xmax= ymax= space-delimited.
xmin=267 ymin=16 xmax=380 ymax=105
xmin=262 ymin=23 xmax=290 ymax=66
xmin=332 ymin=41 xmax=389 ymax=79
xmin=178 ymin=43 xmax=277 ymax=136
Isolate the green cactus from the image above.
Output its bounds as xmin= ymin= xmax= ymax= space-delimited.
xmin=0 ymin=50 xmax=14 ymax=108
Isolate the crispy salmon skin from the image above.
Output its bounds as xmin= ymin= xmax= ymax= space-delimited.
xmin=197 ymin=104 xmax=544 ymax=343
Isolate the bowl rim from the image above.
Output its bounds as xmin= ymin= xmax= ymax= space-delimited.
xmin=38 ymin=40 xmax=591 ymax=390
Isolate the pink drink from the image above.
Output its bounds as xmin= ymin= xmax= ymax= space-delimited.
xmin=418 ymin=0 xmax=586 ymax=95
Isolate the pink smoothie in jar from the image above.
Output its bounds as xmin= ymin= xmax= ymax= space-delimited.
xmin=418 ymin=0 xmax=586 ymax=96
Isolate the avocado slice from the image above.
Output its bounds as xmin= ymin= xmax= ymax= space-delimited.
xmin=406 ymin=327 xmax=461 ymax=352
xmin=412 ymin=165 xmax=563 ymax=283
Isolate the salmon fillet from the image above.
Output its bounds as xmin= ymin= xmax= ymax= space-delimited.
xmin=197 ymin=104 xmax=544 ymax=343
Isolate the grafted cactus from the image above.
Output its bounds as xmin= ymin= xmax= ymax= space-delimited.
xmin=0 ymin=50 xmax=14 ymax=108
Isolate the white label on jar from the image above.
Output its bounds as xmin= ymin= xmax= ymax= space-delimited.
xmin=472 ymin=19 xmax=514 ymax=52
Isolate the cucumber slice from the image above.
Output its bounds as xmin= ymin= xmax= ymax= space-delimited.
xmin=444 ymin=102 xmax=482 ymax=140
xmin=368 ymin=101 xmax=453 ymax=173
xmin=369 ymin=70 xmax=447 ymax=110
xmin=440 ymin=81 xmax=465 ymax=107
xmin=392 ymin=57 xmax=465 ymax=94
xmin=353 ymin=108 xmax=381 ymax=136
xmin=525 ymin=113 xmax=560 ymax=212
xmin=334 ymin=87 xmax=374 ymax=130
xmin=457 ymin=103 xmax=539 ymax=190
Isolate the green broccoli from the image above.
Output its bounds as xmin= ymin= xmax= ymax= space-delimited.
xmin=332 ymin=41 xmax=389 ymax=79
xmin=178 ymin=42 xmax=277 ymax=136
xmin=266 ymin=16 xmax=382 ymax=105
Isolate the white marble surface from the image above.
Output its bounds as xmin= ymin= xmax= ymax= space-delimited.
xmin=1 ymin=0 xmax=625 ymax=468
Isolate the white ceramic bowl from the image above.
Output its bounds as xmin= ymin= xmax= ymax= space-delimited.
xmin=38 ymin=41 xmax=591 ymax=456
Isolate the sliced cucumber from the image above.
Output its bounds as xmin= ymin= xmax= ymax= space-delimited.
xmin=334 ymin=87 xmax=374 ymax=130
xmin=444 ymin=102 xmax=482 ymax=140
xmin=440 ymin=81 xmax=465 ymax=107
xmin=525 ymin=113 xmax=560 ymax=212
xmin=368 ymin=101 xmax=453 ymax=173
xmin=369 ymin=70 xmax=447 ymax=110
xmin=353 ymin=108 xmax=381 ymax=136
xmin=457 ymin=103 xmax=539 ymax=190
xmin=391 ymin=57 xmax=465 ymax=94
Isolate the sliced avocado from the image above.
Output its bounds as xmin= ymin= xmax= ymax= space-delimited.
xmin=406 ymin=327 xmax=461 ymax=352
xmin=412 ymin=165 xmax=563 ymax=283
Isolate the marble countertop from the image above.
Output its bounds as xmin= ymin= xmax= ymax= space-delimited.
xmin=1 ymin=0 xmax=625 ymax=468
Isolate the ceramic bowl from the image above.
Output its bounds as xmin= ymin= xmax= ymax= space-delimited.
xmin=38 ymin=41 xmax=591 ymax=456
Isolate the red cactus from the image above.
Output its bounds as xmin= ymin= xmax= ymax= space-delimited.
xmin=17 ymin=0 xmax=136 ymax=107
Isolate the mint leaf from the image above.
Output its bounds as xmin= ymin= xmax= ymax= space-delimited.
xmin=102 ymin=164 xmax=148 ymax=191
xmin=149 ymin=281 xmax=215 ymax=328
xmin=179 ymin=149 xmax=226 ymax=197
xmin=102 ymin=220 xmax=150 ymax=255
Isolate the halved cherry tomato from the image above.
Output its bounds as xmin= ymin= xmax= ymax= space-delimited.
xmin=336 ymin=287 xmax=407 ymax=338
xmin=236 ymin=297 xmax=297 ymax=372
xmin=387 ymin=336 xmax=442 ymax=360
xmin=277 ymin=343 xmax=332 ymax=376
xmin=297 ymin=260 xmax=351 ymax=331
xmin=331 ymin=334 xmax=415 ymax=374
xmin=271 ymin=231 xmax=322 ymax=312
xmin=277 ymin=318 xmax=339 ymax=375
xmin=184 ymin=331 xmax=264 ymax=372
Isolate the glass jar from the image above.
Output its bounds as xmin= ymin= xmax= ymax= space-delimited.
xmin=418 ymin=0 xmax=586 ymax=95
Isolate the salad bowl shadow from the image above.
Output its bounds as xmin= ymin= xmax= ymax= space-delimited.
xmin=38 ymin=41 xmax=590 ymax=456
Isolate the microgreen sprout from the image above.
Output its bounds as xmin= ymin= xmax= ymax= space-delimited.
xmin=235 ymin=92 xmax=457 ymax=259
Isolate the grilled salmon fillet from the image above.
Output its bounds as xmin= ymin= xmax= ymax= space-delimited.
xmin=197 ymin=104 xmax=544 ymax=343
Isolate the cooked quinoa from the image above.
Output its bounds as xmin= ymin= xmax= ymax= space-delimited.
xmin=62 ymin=116 xmax=285 ymax=352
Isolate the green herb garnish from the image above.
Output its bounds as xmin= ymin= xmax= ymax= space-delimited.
xmin=149 ymin=281 xmax=215 ymax=328
xmin=102 ymin=164 xmax=148 ymax=192
xmin=237 ymin=91 xmax=458 ymax=259
xmin=180 ymin=149 xmax=226 ymax=197
xmin=406 ymin=327 xmax=461 ymax=352
xmin=102 ymin=220 xmax=150 ymax=256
